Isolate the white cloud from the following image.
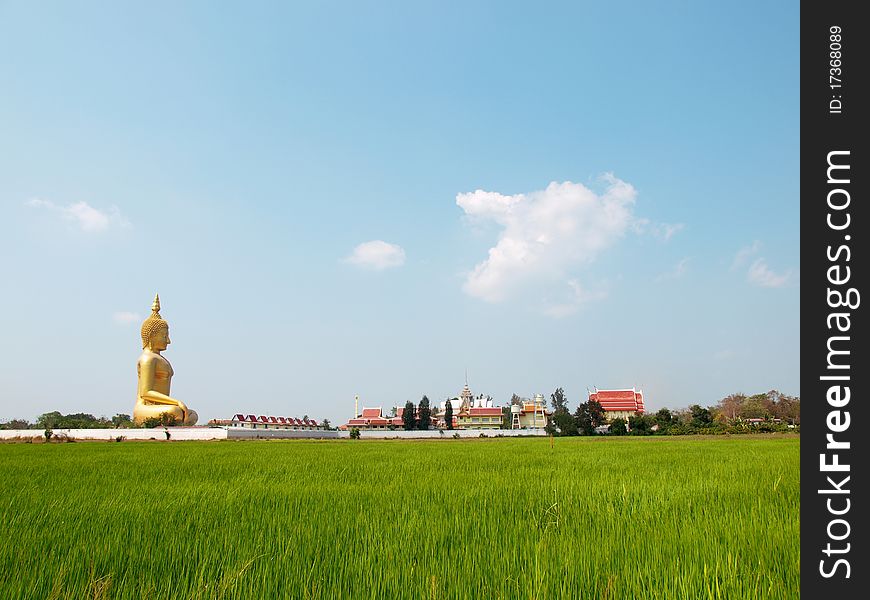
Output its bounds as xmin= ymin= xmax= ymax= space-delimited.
xmin=630 ymin=219 xmax=684 ymax=241
xmin=457 ymin=174 xmax=638 ymax=304
xmin=731 ymin=241 xmax=792 ymax=288
xmin=344 ymin=240 xmax=406 ymax=270
xmin=655 ymin=257 xmax=690 ymax=282
xmin=747 ymin=258 xmax=791 ymax=288
xmin=654 ymin=222 xmax=685 ymax=242
xmin=731 ymin=240 xmax=762 ymax=271
xmin=26 ymin=198 xmax=129 ymax=232
xmin=112 ymin=311 xmax=141 ymax=325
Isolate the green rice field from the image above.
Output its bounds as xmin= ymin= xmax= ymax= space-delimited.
xmin=0 ymin=435 xmax=799 ymax=599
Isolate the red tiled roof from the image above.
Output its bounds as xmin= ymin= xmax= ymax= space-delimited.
xmin=361 ymin=407 xmax=382 ymax=418
xmin=589 ymin=389 xmax=645 ymax=414
xmin=347 ymin=418 xmax=368 ymax=426
xmin=226 ymin=414 xmax=319 ymax=425
xmin=469 ymin=407 xmax=502 ymax=416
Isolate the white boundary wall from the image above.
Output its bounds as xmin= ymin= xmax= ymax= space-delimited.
xmin=226 ymin=429 xmax=341 ymax=440
xmin=0 ymin=428 xmax=229 ymax=441
xmin=0 ymin=428 xmax=340 ymax=441
xmin=349 ymin=429 xmax=547 ymax=439
xmin=0 ymin=428 xmax=543 ymax=441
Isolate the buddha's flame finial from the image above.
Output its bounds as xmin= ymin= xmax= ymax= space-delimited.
xmin=141 ymin=293 xmax=167 ymax=348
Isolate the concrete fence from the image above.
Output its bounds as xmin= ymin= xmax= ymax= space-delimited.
xmin=0 ymin=428 xmax=228 ymax=441
xmin=0 ymin=428 xmax=340 ymax=442
xmin=344 ymin=428 xmax=547 ymax=439
xmin=0 ymin=427 xmax=545 ymax=442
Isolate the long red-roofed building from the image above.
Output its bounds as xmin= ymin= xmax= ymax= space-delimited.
xmin=345 ymin=407 xmax=405 ymax=430
xmin=207 ymin=414 xmax=324 ymax=430
xmin=588 ymin=388 xmax=645 ymax=421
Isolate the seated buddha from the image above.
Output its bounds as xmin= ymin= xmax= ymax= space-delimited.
xmin=132 ymin=294 xmax=198 ymax=426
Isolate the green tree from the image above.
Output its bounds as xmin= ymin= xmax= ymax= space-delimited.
xmin=552 ymin=411 xmax=577 ymax=436
xmin=550 ymin=387 xmax=569 ymax=413
xmin=160 ymin=412 xmax=179 ymax=426
xmin=628 ymin=413 xmax=653 ymax=435
xmin=500 ymin=405 xmax=511 ymax=429
xmin=587 ymin=400 xmax=607 ymax=428
xmin=775 ymin=393 xmax=801 ymax=425
xmin=36 ymin=411 xmax=113 ymax=429
xmin=610 ymin=418 xmax=627 ymax=435
xmin=418 ymin=396 xmax=432 ymax=430
xmin=36 ymin=411 xmax=63 ymax=429
xmin=689 ymin=405 xmax=713 ymax=428
xmin=142 ymin=416 xmax=161 ymax=428
xmin=740 ymin=395 xmax=769 ymax=419
xmin=402 ymin=401 xmax=416 ymax=431
xmin=142 ymin=412 xmax=179 ymax=428
xmin=445 ymin=400 xmax=454 ymax=430
xmin=548 ymin=387 xmax=575 ymax=435
xmin=111 ymin=414 xmax=133 ymax=428
xmin=320 ymin=418 xmax=332 ymax=431
xmin=573 ymin=403 xmax=593 ymax=435
xmin=654 ymin=408 xmax=674 ymax=432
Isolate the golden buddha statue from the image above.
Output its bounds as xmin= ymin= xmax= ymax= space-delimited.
xmin=132 ymin=294 xmax=198 ymax=426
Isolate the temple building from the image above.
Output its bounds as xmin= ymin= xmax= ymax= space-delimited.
xmin=345 ymin=407 xmax=399 ymax=430
xmin=435 ymin=382 xmax=503 ymax=429
xmin=209 ymin=414 xmax=324 ymax=430
xmin=509 ymin=394 xmax=551 ymax=429
xmin=339 ymin=381 xmax=556 ymax=431
xmin=588 ymin=388 xmax=646 ymax=421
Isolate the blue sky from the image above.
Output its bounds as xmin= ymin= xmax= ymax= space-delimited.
xmin=0 ymin=1 xmax=799 ymax=425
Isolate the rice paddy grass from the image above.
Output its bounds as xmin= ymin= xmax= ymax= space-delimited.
xmin=0 ymin=435 xmax=799 ymax=599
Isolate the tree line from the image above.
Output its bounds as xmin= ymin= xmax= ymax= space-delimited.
xmin=0 ymin=412 xmax=135 ymax=430
xmin=544 ymin=388 xmax=800 ymax=436
xmin=1 ymin=411 xmax=336 ymax=431
xmin=401 ymin=396 xmax=433 ymax=430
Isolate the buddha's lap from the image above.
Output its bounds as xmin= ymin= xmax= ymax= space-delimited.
xmin=135 ymin=403 xmax=185 ymax=417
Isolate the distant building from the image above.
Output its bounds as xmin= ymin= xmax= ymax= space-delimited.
xmin=343 ymin=405 xmax=436 ymax=430
xmin=509 ymin=394 xmax=550 ymax=429
xmin=435 ymin=382 xmax=504 ymax=429
xmin=209 ymin=414 xmax=323 ymax=430
xmin=345 ymin=407 xmax=398 ymax=430
xmin=588 ymin=388 xmax=645 ymax=421
xmin=454 ymin=406 xmax=503 ymax=429
xmin=341 ymin=380 xmax=554 ymax=431
xmin=434 ymin=382 xmax=504 ymax=429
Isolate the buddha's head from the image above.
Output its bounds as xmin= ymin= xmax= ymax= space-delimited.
xmin=141 ymin=294 xmax=171 ymax=351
